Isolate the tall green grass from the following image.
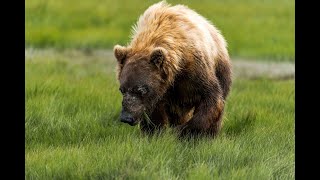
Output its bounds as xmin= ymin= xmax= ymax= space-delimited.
xmin=25 ymin=51 xmax=294 ymax=179
xmin=25 ymin=0 xmax=295 ymax=61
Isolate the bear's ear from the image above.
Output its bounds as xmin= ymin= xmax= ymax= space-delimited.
xmin=150 ymin=47 xmax=167 ymax=69
xmin=114 ymin=45 xmax=129 ymax=64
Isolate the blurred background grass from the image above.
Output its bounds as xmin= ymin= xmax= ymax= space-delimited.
xmin=25 ymin=0 xmax=295 ymax=61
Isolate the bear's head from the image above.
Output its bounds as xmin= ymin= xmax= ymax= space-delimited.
xmin=113 ymin=45 xmax=170 ymax=126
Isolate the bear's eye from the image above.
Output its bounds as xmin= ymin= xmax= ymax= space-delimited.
xmin=129 ymin=86 xmax=148 ymax=97
xmin=136 ymin=86 xmax=149 ymax=96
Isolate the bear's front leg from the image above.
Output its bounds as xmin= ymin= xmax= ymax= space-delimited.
xmin=140 ymin=102 xmax=168 ymax=135
xmin=177 ymin=95 xmax=225 ymax=138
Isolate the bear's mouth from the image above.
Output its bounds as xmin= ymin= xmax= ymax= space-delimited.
xmin=127 ymin=119 xmax=140 ymax=126
xmin=127 ymin=113 xmax=149 ymax=126
xmin=121 ymin=117 xmax=140 ymax=126
xmin=121 ymin=115 xmax=143 ymax=126
xmin=120 ymin=111 xmax=149 ymax=126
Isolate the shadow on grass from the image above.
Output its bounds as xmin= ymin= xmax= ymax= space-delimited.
xmin=223 ymin=111 xmax=257 ymax=137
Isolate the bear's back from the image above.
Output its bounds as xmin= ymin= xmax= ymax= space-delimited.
xmin=130 ymin=1 xmax=227 ymax=63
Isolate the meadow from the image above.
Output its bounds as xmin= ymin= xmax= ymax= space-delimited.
xmin=25 ymin=0 xmax=295 ymax=179
xmin=25 ymin=0 xmax=295 ymax=61
xmin=25 ymin=50 xmax=294 ymax=179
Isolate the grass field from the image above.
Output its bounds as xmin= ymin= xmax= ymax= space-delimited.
xmin=25 ymin=51 xmax=294 ymax=179
xmin=25 ymin=0 xmax=295 ymax=61
xmin=25 ymin=0 xmax=295 ymax=178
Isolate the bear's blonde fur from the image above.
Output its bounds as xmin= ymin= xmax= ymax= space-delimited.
xmin=116 ymin=1 xmax=231 ymax=86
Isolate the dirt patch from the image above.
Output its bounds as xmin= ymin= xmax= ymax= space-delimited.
xmin=232 ymin=59 xmax=295 ymax=80
xmin=25 ymin=48 xmax=295 ymax=80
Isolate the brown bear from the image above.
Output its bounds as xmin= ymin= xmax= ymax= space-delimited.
xmin=113 ymin=1 xmax=232 ymax=137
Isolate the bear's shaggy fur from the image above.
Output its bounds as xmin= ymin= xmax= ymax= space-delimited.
xmin=114 ymin=1 xmax=232 ymax=137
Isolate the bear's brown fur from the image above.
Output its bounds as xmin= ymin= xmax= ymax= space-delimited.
xmin=114 ymin=1 xmax=232 ymax=138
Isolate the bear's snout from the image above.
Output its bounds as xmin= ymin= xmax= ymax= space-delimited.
xmin=120 ymin=110 xmax=138 ymax=126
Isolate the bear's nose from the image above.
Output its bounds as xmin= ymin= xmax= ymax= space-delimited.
xmin=120 ymin=111 xmax=135 ymax=125
xmin=120 ymin=117 xmax=134 ymax=124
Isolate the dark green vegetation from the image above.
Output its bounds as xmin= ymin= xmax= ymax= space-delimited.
xmin=25 ymin=51 xmax=294 ymax=179
xmin=25 ymin=0 xmax=295 ymax=61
